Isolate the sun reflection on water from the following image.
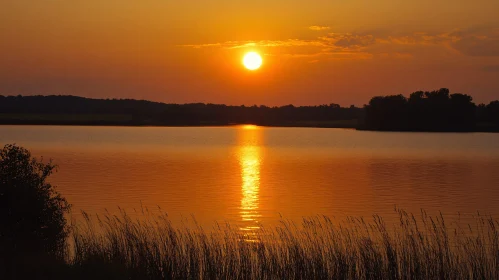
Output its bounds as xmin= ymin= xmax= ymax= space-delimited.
xmin=238 ymin=125 xmax=262 ymax=237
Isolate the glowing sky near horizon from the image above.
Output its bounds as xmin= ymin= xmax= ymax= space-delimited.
xmin=1 ymin=0 xmax=499 ymax=106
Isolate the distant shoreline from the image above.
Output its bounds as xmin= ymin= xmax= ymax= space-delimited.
xmin=0 ymin=119 xmax=358 ymax=129
xmin=1 ymin=93 xmax=498 ymax=132
xmin=2 ymin=119 xmax=499 ymax=133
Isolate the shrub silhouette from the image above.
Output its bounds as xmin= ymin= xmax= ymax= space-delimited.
xmin=0 ymin=144 xmax=70 ymax=257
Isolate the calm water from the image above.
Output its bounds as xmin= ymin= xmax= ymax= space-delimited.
xmin=2 ymin=125 xmax=499 ymax=230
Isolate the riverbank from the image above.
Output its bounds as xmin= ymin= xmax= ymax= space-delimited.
xmin=3 ymin=117 xmax=499 ymax=132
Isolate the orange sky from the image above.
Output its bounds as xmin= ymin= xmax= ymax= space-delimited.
xmin=1 ymin=0 xmax=499 ymax=106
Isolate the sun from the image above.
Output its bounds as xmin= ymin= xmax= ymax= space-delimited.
xmin=243 ymin=52 xmax=262 ymax=70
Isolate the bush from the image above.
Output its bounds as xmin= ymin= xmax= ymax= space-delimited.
xmin=0 ymin=144 xmax=70 ymax=257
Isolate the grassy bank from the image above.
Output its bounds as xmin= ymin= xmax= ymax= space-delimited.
xmin=52 ymin=210 xmax=498 ymax=279
xmin=4 ymin=209 xmax=499 ymax=279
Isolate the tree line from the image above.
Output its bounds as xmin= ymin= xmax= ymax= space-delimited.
xmin=0 ymin=95 xmax=363 ymax=127
xmin=0 ymin=90 xmax=498 ymax=131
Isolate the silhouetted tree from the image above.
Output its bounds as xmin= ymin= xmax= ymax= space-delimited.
xmin=476 ymin=101 xmax=499 ymax=131
xmin=0 ymin=144 xmax=70 ymax=257
xmin=364 ymin=88 xmax=477 ymax=131
xmin=365 ymin=94 xmax=408 ymax=130
xmin=423 ymin=88 xmax=451 ymax=130
xmin=487 ymin=101 xmax=499 ymax=126
xmin=449 ymin=93 xmax=475 ymax=130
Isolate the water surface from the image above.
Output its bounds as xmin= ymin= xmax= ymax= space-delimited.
xmin=2 ymin=125 xmax=499 ymax=230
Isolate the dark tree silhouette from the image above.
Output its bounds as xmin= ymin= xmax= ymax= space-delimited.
xmin=486 ymin=101 xmax=499 ymax=126
xmin=364 ymin=94 xmax=408 ymax=130
xmin=0 ymin=95 xmax=363 ymax=127
xmin=364 ymin=88 xmax=478 ymax=131
xmin=449 ymin=93 xmax=475 ymax=130
xmin=0 ymin=144 xmax=70 ymax=257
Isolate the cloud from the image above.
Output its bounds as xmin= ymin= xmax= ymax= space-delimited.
xmin=180 ymin=43 xmax=223 ymax=49
xmin=180 ymin=39 xmax=326 ymax=50
xmin=309 ymin=26 xmax=330 ymax=31
xmin=380 ymin=27 xmax=499 ymax=57
xmin=180 ymin=26 xmax=499 ymax=60
xmin=321 ymin=33 xmax=376 ymax=49
xmin=229 ymin=39 xmax=326 ymax=49
xmin=383 ymin=33 xmax=458 ymax=45
xmin=179 ymin=34 xmax=375 ymax=59
xmin=449 ymin=27 xmax=499 ymax=57
xmin=376 ymin=52 xmax=414 ymax=59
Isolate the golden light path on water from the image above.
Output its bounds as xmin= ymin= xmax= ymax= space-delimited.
xmin=238 ymin=125 xmax=262 ymax=237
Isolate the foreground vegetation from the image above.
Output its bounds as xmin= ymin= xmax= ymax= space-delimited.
xmin=64 ymin=210 xmax=498 ymax=280
xmin=64 ymin=209 xmax=499 ymax=280
xmin=5 ymin=209 xmax=499 ymax=279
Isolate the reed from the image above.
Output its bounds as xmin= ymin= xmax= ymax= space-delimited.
xmin=64 ymin=209 xmax=499 ymax=279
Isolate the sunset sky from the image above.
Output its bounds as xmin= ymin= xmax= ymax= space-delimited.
xmin=1 ymin=0 xmax=499 ymax=106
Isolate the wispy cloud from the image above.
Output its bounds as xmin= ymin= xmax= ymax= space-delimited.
xmin=449 ymin=27 xmax=499 ymax=57
xmin=309 ymin=26 xmax=330 ymax=31
xmin=378 ymin=27 xmax=499 ymax=57
xmin=320 ymin=33 xmax=376 ymax=50
xmin=180 ymin=43 xmax=223 ymax=49
xmin=179 ymin=35 xmax=374 ymax=59
xmin=180 ymin=27 xmax=499 ymax=60
xmin=180 ymin=39 xmax=326 ymax=49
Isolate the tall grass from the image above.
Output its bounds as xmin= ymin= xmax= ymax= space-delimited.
xmin=66 ymin=209 xmax=499 ymax=279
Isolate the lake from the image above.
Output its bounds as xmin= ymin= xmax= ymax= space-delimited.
xmin=2 ymin=125 xmax=499 ymax=230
